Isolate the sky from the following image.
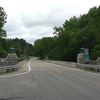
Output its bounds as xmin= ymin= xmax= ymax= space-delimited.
xmin=0 ymin=0 xmax=100 ymax=43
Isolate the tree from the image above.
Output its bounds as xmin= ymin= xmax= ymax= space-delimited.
xmin=34 ymin=37 xmax=54 ymax=59
xmin=0 ymin=7 xmax=7 ymax=38
xmin=0 ymin=7 xmax=7 ymax=57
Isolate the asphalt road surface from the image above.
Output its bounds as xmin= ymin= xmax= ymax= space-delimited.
xmin=0 ymin=58 xmax=100 ymax=100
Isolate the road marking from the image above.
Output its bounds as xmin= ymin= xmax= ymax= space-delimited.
xmin=28 ymin=59 xmax=31 ymax=72
xmin=0 ymin=59 xmax=31 ymax=78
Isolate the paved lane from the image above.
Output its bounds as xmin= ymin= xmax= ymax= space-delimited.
xmin=0 ymin=58 xmax=100 ymax=100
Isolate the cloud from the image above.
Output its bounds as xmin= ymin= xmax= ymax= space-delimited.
xmin=21 ymin=11 xmax=66 ymax=28
xmin=6 ymin=25 xmax=54 ymax=43
xmin=0 ymin=0 xmax=100 ymax=43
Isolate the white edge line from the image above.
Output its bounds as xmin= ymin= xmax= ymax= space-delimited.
xmin=28 ymin=59 xmax=31 ymax=72
xmin=0 ymin=59 xmax=31 ymax=78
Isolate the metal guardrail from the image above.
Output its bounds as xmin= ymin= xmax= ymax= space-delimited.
xmin=0 ymin=64 xmax=19 ymax=73
xmin=45 ymin=59 xmax=100 ymax=72
xmin=76 ymin=63 xmax=100 ymax=72
xmin=0 ymin=65 xmax=18 ymax=69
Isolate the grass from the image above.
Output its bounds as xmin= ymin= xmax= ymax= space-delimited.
xmin=0 ymin=69 xmax=7 ymax=74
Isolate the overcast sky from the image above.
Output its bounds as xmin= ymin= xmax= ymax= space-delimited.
xmin=0 ymin=0 xmax=100 ymax=43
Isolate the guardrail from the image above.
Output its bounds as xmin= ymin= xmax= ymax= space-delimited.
xmin=0 ymin=65 xmax=19 ymax=73
xmin=76 ymin=63 xmax=100 ymax=72
xmin=45 ymin=60 xmax=77 ymax=68
xmin=45 ymin=59 xmax=100 ymax=72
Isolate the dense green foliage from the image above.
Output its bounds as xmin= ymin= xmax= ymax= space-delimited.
xmin=0 ymin=7 xmax=7 ymax=57
xmin=33 ymin=6 xmax=100 ymax=61
xmin=33 ymin=37 xmax=55 ymax=59
xmin=0 ymin=38 xmax=34 ymax=57
xmin=0 ymin=7 xmax=7 ymax=38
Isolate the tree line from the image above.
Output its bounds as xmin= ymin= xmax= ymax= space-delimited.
xmin=33 ymin=6 xmax=100 ymax=61
xmin=0 ymin=38 xmax=34 ymax=58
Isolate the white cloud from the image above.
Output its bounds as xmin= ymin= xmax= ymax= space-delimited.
xmin=0 ymin=0 xmax=100 ymax=43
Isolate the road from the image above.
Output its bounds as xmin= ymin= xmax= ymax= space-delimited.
xmin=0 ymin=58 xmax=100 ymax=100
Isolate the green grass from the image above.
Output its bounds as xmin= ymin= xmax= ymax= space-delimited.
xmin=0 ymin=69 xmax=7 ymax=74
